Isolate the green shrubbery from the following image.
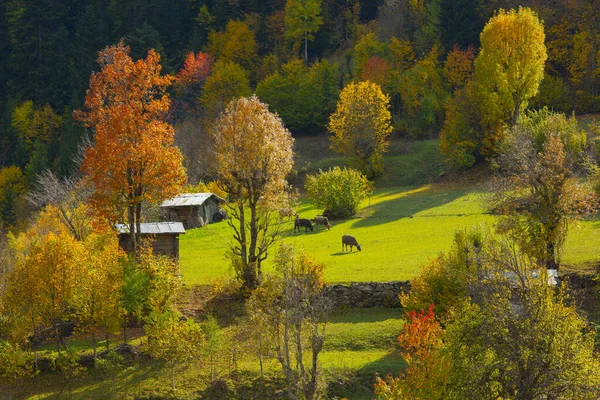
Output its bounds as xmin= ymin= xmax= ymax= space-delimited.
xmin=305 ymin=167 xmax=372 ymax=219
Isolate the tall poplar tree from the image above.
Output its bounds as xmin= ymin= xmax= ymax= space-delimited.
xmin=285 ymin=0 xmax=323 ymax=63
xmin=475 ymin=7 xmax=547 ymax=125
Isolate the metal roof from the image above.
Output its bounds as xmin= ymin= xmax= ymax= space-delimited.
xmin=115 ymin=222 xmax=186 ymax=235
xmin=160 ymin=193 xmax=225 ymax=208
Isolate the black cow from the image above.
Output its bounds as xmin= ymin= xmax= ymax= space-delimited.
xmin=294 ymin=218 xmax=314 ymax=232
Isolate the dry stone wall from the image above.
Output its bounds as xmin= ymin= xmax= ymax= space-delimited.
xmin=323 ymin=281 xmax=411 ymax=308
xmin=323 ymin=273 xmax=597 ymax=309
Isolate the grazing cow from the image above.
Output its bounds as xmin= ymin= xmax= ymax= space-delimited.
xmin=313 ymin=215 xmax=331 ymax=230
xmin=294 ymin=218 xmax=314 ymax=232
xmin=342 ymin=234 xmax=361 ymax=252
xmin=279 ymin=207 xmax=297 ymax=222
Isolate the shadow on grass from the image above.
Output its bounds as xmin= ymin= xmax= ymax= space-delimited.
xmin=279 ymin=224 xmax=332 ymax=238
xmin=327 ymin=352 xmax=406 ymax=400
xmin=358 ymin=351 xmax=405 ymax=375
xmin=328 ymin=308 xmax=402 ymax=324
xmin=352 ymin=185 xmax=472 ymax=229
xmin=32 ymin=359 xmax=168 ymax=400
xmin=330 ymin=251 xmax=361 ymax=256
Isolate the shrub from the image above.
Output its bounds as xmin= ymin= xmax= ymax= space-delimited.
xmin=305 ymin=167 xmax=372 ymax=219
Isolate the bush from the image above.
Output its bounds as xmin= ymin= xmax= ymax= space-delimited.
xmin=305 ymin=167 xmax=372 ymax=219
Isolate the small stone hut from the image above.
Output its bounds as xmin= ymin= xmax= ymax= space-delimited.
xmin=159 ymin=193 xmax=226 ymax=229
xmin=116 ymin=222 xmax=185 ymax=258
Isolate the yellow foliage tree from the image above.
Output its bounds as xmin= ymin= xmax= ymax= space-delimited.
xmin=328 ymin=81 xmax=393 ymax=178
xmin=475 ymin=7 xmax=547 ymax=125
xmin=211 ymin=96 xmax=294 ymax=290
xmin=3 ymin=205 xmax=125 ymax=355
xmin=207 ymin=20 xmax=258 ymax=73
xmin=145 ymin=310 xmax=205 ymax=390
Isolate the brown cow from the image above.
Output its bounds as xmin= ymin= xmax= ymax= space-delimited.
xmin=313 ymin=215 xmax=331 ymax=230
xmin=342 ymin=235 xmax=361 ymax=252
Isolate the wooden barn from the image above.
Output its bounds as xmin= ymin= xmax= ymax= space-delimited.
xmin=116 ymin=222 xmax=185 ymax=258
xmin=159 ymin=193 xmax=226 ymax=229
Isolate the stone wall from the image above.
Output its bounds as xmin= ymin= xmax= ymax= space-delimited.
xmin=324 ymin=281 xmax=411 ymax=308
xmin=323 ymin=273 xmax=597 ymax=309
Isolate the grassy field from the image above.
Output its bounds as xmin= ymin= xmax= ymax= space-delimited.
xmin=180 ymin=136 xmax=600 ymax=286
xmin=180 ymin=184 xmax=497 ymax=285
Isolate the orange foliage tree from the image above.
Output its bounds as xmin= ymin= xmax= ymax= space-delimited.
xmin=172 ymin=51 xmax=213 ymax=114
xmin=443 ymin=45 xmax=475 ymax=93
xmin=75 ymin=42 xmax=186 ymax=253
xmin=374 ymin=305 xmax=449 ymax=399
xmin=361 ymin=56 xmax=391 ymax=92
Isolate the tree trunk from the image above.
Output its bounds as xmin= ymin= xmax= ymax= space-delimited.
xmin=106 ymin=331 xmax=110 ymax=351
xmin=128 ymin=204 xmax=136 ymax=255
xmin=546 ymin=241 xmax=558 ymax=271
xmin=247 ymin=199 xmax=260 ymax=290
xmin=304 ymin=31 xmax=308 ymax=64
xmin=56 ymin=326 xmax=61 ymax=353
xmin=258 ymin=337 xmax=264 ymax=379
xmin=92 ymin=331 xmax=97 ymax=359
xmin=512 ymin=100 xmax=521 ymax=126
xmin=171 ymin=364 xmax=175 ymax=389
xmin=135 ymin=202 xmax=142 ymax=253
xmin=123 ymin=320 xmax=128 ymax=344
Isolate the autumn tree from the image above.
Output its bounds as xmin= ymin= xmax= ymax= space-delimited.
xmin=361 ymin=56 xmax=391 ymax=93
xmin=285 ymin=0 xmax=323 ymax=63
xmin=476 ymin=7 xmax=547 ymax=125
xmin=207 ymin=20 xmax=258 ymax=74
xmin=211 ymin=96 xmax=294 ymax=290
xmin=75 ymin=42 xmax=186 ymax=253
xmin=11 ymin=101 xmax=64 ymax=183
xmin=329 ymin=81 xmax=393 ymax=178
xmin=374 ymin=305 xmax=449 ymax=399
xmin=172 ymin=51 xmax=213 ymax=116
xmin=246 ymin=245 xmax=331 ymax=400
xmin=440 ymin=77 xmax=506 ymax=168
xmin=398 ymin=47 xmax=449 ymax=139
xmin=27 ymin=170 xmax=91 ymax=240
xmin=0 ymin=340 xmax=33 ymax=400
xmin=305 ymin=167 xmax=372 ymax=219
xmin=353 ymin=33 xmax=387 ymax=79
xmin=443 ymin=45 xmax=475 ymax=93
xmin=256 ymin=59 xmax=339 ymax=131
xmin=397 ymin=228 xmax=600 ymax=398
xmin=3 ymin=206 xmax=92 ymax=351
xmin=444 ymin=256 xmax=600 ymax=399
xmin=0 ymin=166 xmax=26 ymax=228
xmin=489 ymin=109 xmax=593 ymax=270
xmin=200 ymin=60 xmax=252 ymax=120
xmin=145 ymin=309 xmax=205 ymax=390
xmin=76 ymin=228 xmax=124 ymax=357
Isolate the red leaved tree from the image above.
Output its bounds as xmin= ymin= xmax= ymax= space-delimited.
xmin=173 ymin=51 xmax=213 ymax=115
xmin=374 ymin=305 xmax=449 ymax=399
xmin=76 ymin=41 xmax=186 ymax=253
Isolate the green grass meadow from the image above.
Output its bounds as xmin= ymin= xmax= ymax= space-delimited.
xmin=180 ymin=137 xmax=600 ymax=286
xmin=180 ymin=184 xmax=497 ymax=285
